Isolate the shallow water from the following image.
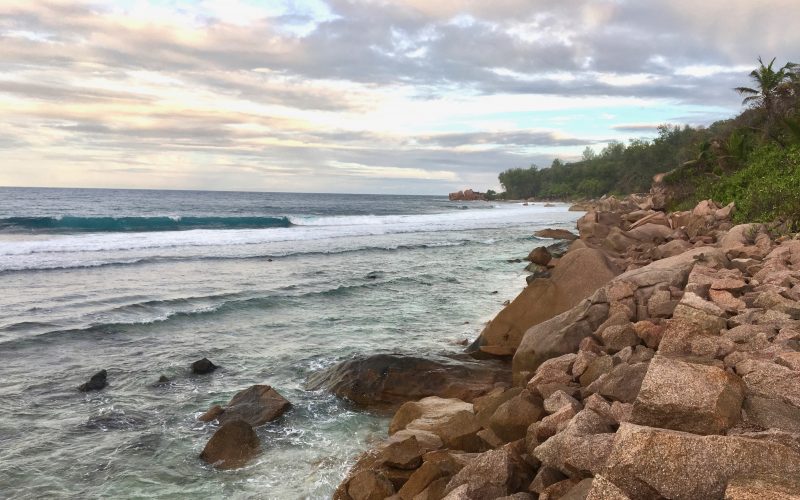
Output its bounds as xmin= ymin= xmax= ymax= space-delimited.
xmin=0 ymin=188 xmax=580 ymax=498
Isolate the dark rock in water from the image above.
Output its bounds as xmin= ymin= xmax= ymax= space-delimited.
xmin=151 ymin=374 xmax=171 ymax=387
xmin=200 ymin=420 xmax=260 ymax=469
xmin=306 ymin=353 xmax=511 ymax=412
xmin=78 ymin=370 xmax=108 ymax=392
xmin=217 ymin=385 xmax=292 ymax=427
xmin=85 ymin=409 xmax=147 ymax=431
xmin=366 ymin=271 xmax=384 ymax=280
xmin=546 ymin=240 xmax=571 ymax=258
xmin=491 ymin=290 xmax=499 ymax=294
xmin=507 ymin=258 xmax=523 ymax=263
xmin=528 ymin=246 xmax=552 ymax=265
xmin=192 ymin=358 xmax=218 ymax=375
xmin=534 ymin=228 xmax=578 ymax=241
xmin=199 ymin=405 xmax=225 ymax=423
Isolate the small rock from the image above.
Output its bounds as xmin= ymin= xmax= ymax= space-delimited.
xmin=198 ymin=405 xmax=224 ymax=422
xmin=78 ymin=370 xmax=108 ymax=392
xmin=192 ymin=358 xmax=218 ymax=375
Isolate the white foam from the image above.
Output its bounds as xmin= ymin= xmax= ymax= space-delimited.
xmin=0 ymin=203 xmax=575 ymax=271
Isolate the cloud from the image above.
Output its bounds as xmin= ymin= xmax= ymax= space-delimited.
xmin=0 ymin=0 xmax=798 ymax=193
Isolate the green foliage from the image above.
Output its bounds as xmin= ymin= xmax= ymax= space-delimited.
xmin=494 ymin=56 xmax=800 ymax=229
xmin=690 ymin=144 xmax=800 ymax=227
xmin=498 ymin=125 xmax=703 ymax=200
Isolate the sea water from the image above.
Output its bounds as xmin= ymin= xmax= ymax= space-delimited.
xmin=0 ymin=187 xmax=580 ymax=499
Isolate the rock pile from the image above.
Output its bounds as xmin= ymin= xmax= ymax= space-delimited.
xmin=448 ymin=190 xmax=486 ymax=201
xmin=333 ymin=192 xmax=800 ymax=499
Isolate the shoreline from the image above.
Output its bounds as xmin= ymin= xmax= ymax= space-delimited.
xmin=332 ymin=188 xmax=800 ymax=499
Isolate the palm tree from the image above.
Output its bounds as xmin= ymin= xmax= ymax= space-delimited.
xmin=735 ymin=57 xmax=798 ymax=116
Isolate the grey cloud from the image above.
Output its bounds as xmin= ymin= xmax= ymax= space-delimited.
xmin=415 ymin=131 xmax=602 ymax=148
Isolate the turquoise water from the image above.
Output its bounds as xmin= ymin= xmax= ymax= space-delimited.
xmin=0 ymin=188 xmax=580 ymax=498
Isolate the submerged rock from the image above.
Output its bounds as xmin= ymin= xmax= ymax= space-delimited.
xmin=306 ymin=353 xmax=510 ymax=411
xmin=192 ymin=358 xmax=218 ymax=375
xmin=200 ymin=420 xmax=260 ymax=469
xmin=78 ymin=369 xmax=108 ymax=392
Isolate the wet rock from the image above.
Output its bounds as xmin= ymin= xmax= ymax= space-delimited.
xmin=630 ymin=356 xmax=744 ymax=434
xmin=192 ymin=358 xmax=218 ymax=375
xmin=153 ymin=374 xmax=171 ymax=386
xmin=528 ymin=246 xmax=552 ymax=266
xmin=198 ymin=405 xmax=224 ymax=422
xmin=217 ymin=385 xmax=291 ymax=427
xmin=603 ymin=423 xmax=800 ymax=499
xmin=78 ymin=369 xmax=108 ymax=392
xmin=85 ymin=409 xmax=147 ymax=430
xmin=306 ymin=353 xmax=510 ymax=411
xmin=534 ymin=229 xmax=579 ymax=241
xmin=200 ymin=420 xmax=260 ymax=469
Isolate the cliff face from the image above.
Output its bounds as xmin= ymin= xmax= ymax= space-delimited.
xmin=333 ymin=192 xmax=800 ymax=500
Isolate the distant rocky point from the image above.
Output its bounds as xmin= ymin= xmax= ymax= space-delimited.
xmin=448 ymin=189 xmax=486 ymax=201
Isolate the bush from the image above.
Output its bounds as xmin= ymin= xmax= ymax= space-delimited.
xmin=696 ymin=144 xmax=800 ymax=227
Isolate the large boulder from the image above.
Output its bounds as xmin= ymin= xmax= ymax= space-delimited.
xmin=306 ymin=353 xmax=510 ymax=411
xmin=200 ymin=420 xmax=260 ymax=469
xmin=390 ymin=397 xmax=484 ymax=452
xmin=630 ymin=356 xmax=744 ymax=434
xmin=477 ymin=248 xmax=620 ymax=354
xmin=211 ymin=385 xmax=292 ymax=427
xmin=603 ymin=423 xmax=800 ymax=499
xmin=513 ymin=248 xmax=727 ymax=381
xmin=736 ymin=358 xmax=800 ymax=432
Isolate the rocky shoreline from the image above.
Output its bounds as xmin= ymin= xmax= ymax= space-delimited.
xmin=331 ymin=187 xmax=800 ymax=499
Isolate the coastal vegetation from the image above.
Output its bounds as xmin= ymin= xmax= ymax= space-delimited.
xmin=496 ymin=57 xmax=800 ymax=226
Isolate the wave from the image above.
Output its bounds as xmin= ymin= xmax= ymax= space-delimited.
xmin=0 ymin=215 xmax=292 ymax=233
xmin=0 ymin=279 xmax=407 ymax=348
xmin=0 ymin=237 xmax=523 ymax=274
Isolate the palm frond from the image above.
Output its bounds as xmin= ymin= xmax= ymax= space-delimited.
xmin=734 ymin=86 xmax=758 ymax=95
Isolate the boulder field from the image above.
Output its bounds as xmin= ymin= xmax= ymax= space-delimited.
xmin=332 ymin=192 xmax=800 ymax=500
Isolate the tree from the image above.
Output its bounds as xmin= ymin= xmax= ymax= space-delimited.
xmin=582 ymin=146 xmax=596 ymax=161
xmin=734 ymin=57 xmax=798 ymax=116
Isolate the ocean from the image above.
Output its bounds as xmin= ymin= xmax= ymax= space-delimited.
xmin=0 ymin=187 xmax=580 ymax=499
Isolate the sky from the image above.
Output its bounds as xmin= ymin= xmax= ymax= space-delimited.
xmin=1 ymin=0 xmax=799 ymax=194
